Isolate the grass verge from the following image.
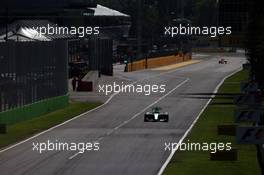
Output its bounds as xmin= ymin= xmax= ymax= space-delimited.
xmin=0 ymin=102 xmax=101 ymax=149
xmin=163 ymin=70 xmax=262 ymax=175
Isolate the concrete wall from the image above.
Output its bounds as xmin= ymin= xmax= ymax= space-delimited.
xmin=126 ymin=53 xmax=192 ymax=72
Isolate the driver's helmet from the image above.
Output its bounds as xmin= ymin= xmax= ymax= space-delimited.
xmin=152 ymin=107 xmax=161 ymax=113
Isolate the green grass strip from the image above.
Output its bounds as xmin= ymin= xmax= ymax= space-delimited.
xmin=0 ymin=102 xmax=102 ymax=149
xmin=164 ymin=70 xmax=262 ymax=175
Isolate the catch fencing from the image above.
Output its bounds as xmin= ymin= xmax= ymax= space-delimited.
xmin=0 ymin=41 xmax=68 ymax=113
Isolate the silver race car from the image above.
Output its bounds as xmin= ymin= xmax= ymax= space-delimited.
xmin=144 ymin=107 xmax=169 ymax=122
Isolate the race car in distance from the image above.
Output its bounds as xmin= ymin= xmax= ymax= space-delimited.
xmin=144 ymin=107 xmax=169 ymax=122
xmin=219 ymin=58 xmax=228 ymax=64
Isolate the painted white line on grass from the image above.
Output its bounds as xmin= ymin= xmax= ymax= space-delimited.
xmin=0 ymin=103 xmax=105 ymax=154
xmin=157 ymin=68 xmax=242 ymax=175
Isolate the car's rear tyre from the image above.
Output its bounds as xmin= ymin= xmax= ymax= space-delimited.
xmin=144 ymin=115 xmax=150 ymax=122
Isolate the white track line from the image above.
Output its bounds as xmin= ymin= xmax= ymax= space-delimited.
xmin=68 ymin=152 xmax=81 ymax=160
xmin=68 ymin=78 xmax=190 ymax=160
xmin=157 ymin=68 xmax=242 ymax=175
xmin=0 ymin=64 xmax=190 ymax=154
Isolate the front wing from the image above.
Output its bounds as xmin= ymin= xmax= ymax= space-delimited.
xmin=144 ymin=113 xmax=169 ymax=122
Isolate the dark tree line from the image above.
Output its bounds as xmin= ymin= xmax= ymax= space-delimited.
xmin=96 ymin=0 xmax=218 ymax=39
xmin=245 ymin=0 xmax=264 ymax=88
xmin=245 ymin=3 xmax=264 ymax=174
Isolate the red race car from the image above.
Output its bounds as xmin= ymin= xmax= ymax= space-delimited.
xmin=219 ymin=59 xmax=228 ymax=64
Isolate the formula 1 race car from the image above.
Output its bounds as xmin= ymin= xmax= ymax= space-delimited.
xmin=218 ymin=59 xmax=228 ymax=64
xmin=144 ymin=107 xmax=169 ymax=122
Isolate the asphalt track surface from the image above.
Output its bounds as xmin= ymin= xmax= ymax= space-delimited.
xmin=0 ymin=54 xmax=246 ymax=175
